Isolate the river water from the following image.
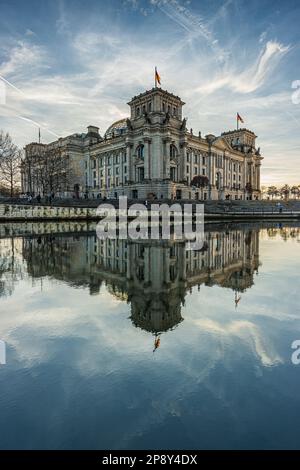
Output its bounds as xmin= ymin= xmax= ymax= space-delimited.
xmin=0 ymin=221 xmax=299 ymax=449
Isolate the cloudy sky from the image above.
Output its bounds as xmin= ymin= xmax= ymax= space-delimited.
xmin=0 ymin=0 xmax=299 ymax=185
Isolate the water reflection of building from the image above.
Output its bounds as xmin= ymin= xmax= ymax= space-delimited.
xmin=0 ymin=238 xmax=24 ymax=298
xmin=21 ymin=227 xmax=260 ymax=334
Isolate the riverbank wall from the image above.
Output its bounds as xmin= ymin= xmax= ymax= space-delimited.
xmin=0 ymin=200 xmax=299 ymax=222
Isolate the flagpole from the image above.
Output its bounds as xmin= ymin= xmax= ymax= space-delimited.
xmin=155 ymin=66 xmax=157 ymax=88
xmin=237 ymin=113 xmax=239 ymax=131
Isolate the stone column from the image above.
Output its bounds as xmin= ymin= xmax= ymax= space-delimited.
xmin=163 ymin=136 xmax=171 ymax=179
xmin=209 ymin=150 xmax=215 ymax=197
xmin=243 ymin=159 xmax=247 ymax=192
xmin=126 ymin=142 xmax=133 ymax=183
xmin=249 ymin=161 xmax=253 ymax=186
xmin=121 ymin=150 xmax=124 ymax=187
xmin=111 ymin=153 xmax=115 ymax=194
xmin=257 ymin=163 xmax=261 ymax=191
xmin=143 ymin=137 xmax=151 ymax=180
xmin=180 ymin=141 xmax=188 ymax=182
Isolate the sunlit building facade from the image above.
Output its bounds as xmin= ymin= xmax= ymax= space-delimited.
xmin=23 ymin=87 xmax=263 ymax=201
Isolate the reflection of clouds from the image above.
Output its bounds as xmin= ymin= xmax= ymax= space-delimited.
xmin=0 ymin=230 xmax=299 ymax=449
xmin=0 ymin=279 xmax=150 ymax=372
xmin=190 ymin=318 xmax=282 ymax=367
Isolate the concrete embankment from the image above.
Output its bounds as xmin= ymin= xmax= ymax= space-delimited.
xmin=0 ymin=201 xmax=299 ymax=221
xmin=0 ymin=204 xmax=98 ymax=221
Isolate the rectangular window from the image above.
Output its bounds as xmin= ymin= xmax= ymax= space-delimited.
xmin=202 ymin=156 xmax=205 ymax=165
xmin=116 ymin=167 xmax=119 ymax=175
xmin=194 ymin=155 xmax=198 ymax=164
xmin=202 ymin=168 xmax=206 ymax=176
xmin=124 ymin=166 xmax=127 ymax=173
xmin=186 ymin=165 xmax=189 ymax=173
xmin=194 ymin=167 xmax=197 ymax=175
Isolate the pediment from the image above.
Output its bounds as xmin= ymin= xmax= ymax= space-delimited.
xmin=212 ymin=136 xmax=233 ymax=152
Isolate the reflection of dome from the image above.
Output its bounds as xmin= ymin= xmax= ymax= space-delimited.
xmin=129 ymin=292 xmax=183 ymax=334
xmin=105 ymin=118 xmax=128 ymax=138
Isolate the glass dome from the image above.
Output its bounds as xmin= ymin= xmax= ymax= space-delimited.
xmin=105 ymin=118 xmax=128 ymax=139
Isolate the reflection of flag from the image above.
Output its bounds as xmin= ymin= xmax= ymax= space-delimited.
xmin=153 ymin=336 xmax=161 ymax=353
xmin=155 ymin=67 xmax=161 ymax=86
xmin=237 ymin=112 xmax=244 ymax=123
xmin=235 ymin=291 xmax=241 ymax=308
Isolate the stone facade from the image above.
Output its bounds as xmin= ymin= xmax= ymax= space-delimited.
xmin=22 ymin=87 xmax=263 ymax=201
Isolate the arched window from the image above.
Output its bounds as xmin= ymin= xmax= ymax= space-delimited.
xmin=136 ymin=107 xmax=140 ymax=117
xmin=137 ymin=144 xmax=144 ymax=159
xmin=170 ymin=144 xmax=177 ymax=159
xmin=148 ymin=102 xmax=151 ymax=112
xmin=142 ymin=105 xmax=146 ymax=113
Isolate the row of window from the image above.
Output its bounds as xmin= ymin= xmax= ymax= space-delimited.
xmin=186 ymin=153 xmax=243 ymax=173
xmin=90 ymin=152 xmax=243 ymax=171
xmin=135 ymin=102 xmax=152 ymax=117
xmin=187 ymin=166 xmax=207 ymax=176
xmin=134 ymin=102 xmax=179 ymax=117
xmin=97 ymin=166 xmax=128 ymax=177
xmin=91 ymin=176 xmax=129 ymax=189
xmin=187 ymin=153 xmax=206 ymax=164
xmin=162 ymin=103 xmax=178 ymax=116
xmin=89 ymin=153 xmax=127 ymax=169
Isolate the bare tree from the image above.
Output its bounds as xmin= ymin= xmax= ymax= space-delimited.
xmin=0 ymin=131 xmax=22 ymax=196
xmin=25 ymin=145 xmax=75 ymax=197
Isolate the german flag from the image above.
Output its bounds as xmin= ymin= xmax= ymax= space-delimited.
xmin=155 ymin=67 xmax=161 ymax=86
xmin=237 ymin=112 xmax=244 ymax=123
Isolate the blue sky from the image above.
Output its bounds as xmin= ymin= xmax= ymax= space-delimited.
xmin=0 ymin=0 xmax=299 ymax=185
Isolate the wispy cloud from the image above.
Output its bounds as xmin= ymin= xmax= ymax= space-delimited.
xmin=196 ymin=41 xmax=290 ymax=94
xmin=0 ymin=40 xmax=48 ymax=78
xmin=0 ymin=0 xmax=298 ymax=184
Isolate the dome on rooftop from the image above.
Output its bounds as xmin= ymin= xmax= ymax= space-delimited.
xmin=105 ymin=118 xmax=128 ymax=138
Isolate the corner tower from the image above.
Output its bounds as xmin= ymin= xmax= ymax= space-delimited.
xmin=127 ymin=88 xmax=185 ymax=124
